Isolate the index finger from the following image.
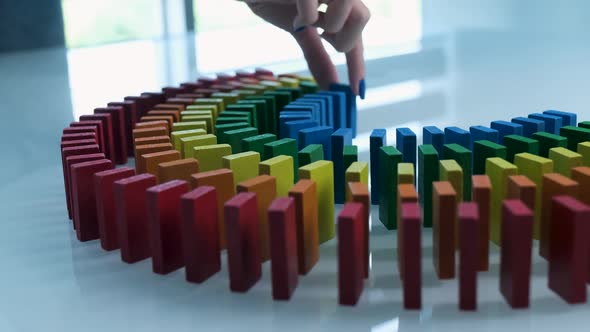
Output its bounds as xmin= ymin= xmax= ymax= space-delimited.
xmin=345 ymin=39 xmax=365 ymax=98
xmin=294 ymin=0 xmax=320 ymax=29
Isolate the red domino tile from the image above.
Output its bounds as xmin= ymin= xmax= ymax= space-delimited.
xmin=209 ymin=85 xmax=234 ymax=93
xmin=194 ymin=89 xmax=218 ymax=98
xmin=63 ymin=126 xmax=99 ymax=141
xmin=236 ymin=70 xmax=256 ymax=78
xmin=108 ymin=101 xmax=139 ymax=155
xmin=256 ymin=75 xmax=277 ymax=82
xmin=71 ymin=159 xmax=113 ymax=241
xmin=176 ymin=93 xmax=205 ymax=99
xmin=548 ymin=195 xmax=590 ymax=304
xmin=141 ymin=91 xmax=166 ymax=105
xmin=65 ymin=153 xmax=106 ymax=221
xmin=348 ymin=182 xmax=370 ymax=279
xmin=239 ymin=77 xmax=260 ymax=85
xmin=227 ymin=81 xmax=245 ymax=89
xmin=114 ymin=173 xmax=157 ymax=263
xmin=70 ymin=121 xmax=105 ymax=153
xmin=459 ymin=202 xmax=479 ymax=311
xmin=94 ymin=167 xmax=135 ymax=251
xmin=60 ymin=139 xmax=97 ymax=150
xmin=61 ymin=144 xmax=100 ymax=219
xmin=255 ymin=68 xmax=274 ymax=76
xmin=146 ymin=180 xmax=189 ymax=274
xmin=162 ymin=86 xmax=189 ymax=98
xmin=472 ymin=175 xmax=491 ymax=271
xmin=95 ymin=106 xmax=128 ymax=164
xmin=268 ymin=197 xmax=299 ymax=300
xmin=400 ymin=202 xmax=422 ymax=310
xmin=80 ymin=114 xmax=115 ymax=161
xmin=125 ymin=95 xmax=154 ymax=118
xmin=500 ymin=199 xmax=533 ymax=308
xmin=225 ymin=192 xmax=261 ymax=292
xmin=338 ymin=202 xmax=364 ymax=306
xmin=198 ymin=77 xmax=220 ymax=87
xmin=180 ymin=186 xmax=221 ymax=283
xmin=180 ymin=82 xmax=205 ymax=90
xmin=61 ymin=132 xmax=97 ymax=143
xmin=216 ymin=73 xmax=236 ymax=82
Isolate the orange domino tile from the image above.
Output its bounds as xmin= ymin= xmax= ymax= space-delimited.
xmin=539 ymin=173 xmax=579 ymax=259
xmin=190 ymin=168 xmax=235 ymax=249
xmin=471 ymin=175 xmax=491 ymax=271
xmin=158 ymin=158 xmax=199 ymax=183
xmin=134 ymin=135 xmax=170 ymax=147
xmin=135 ymin=120 xmax=170 ymax=134
xmin=397 ymin=183 xmax=419 ymax=279
xmin=147 ymin=110 xmax=180 ymax=122
xmin=134 ymin=143 xmax=173 ymax=174
xmin=140 ymin=115 xmax=174 ymax=128
xmin=166 ymin=97 xmax=195 ymax=106
xmin=433 ymin=181 xmax=457 ymax=279
xmin=237 ymin=175 xmax=277 ymax=262
xmin=571 ymin=166 xmax=590 ymax=206
xmin=132 ymin=127 xmax=168 ymax=143
xmin=142 ymin=150 xmax=181 ymax=178
xmin=154 ymin=103 xmax=185 ymax=112
xmin=507 ymin=175 xmax=536 ymax=211
xmin=347 ymin=182 xmax=370 ymax=279
xmin=288 ymin=179 xmax=319 ymax=275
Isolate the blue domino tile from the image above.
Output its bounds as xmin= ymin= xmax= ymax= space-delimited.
xmin=299 ymin=126 xmax=334 ymax=161
xmin=511 ymin=117 xmax=545 ymax=137
xmin=332 ymin=128 xmax=353 ymax=204
xmin=490 ymin=120 xmax=523 ymax=144
xmin=299 ymin=95 xmax=331 ymax=127
xmin=469 ymin=126 xmax=499 ymax=148
xmin=318 ymin=91 xmax=345 ymax=130
xmin=396 ymin=127 xmax=417 ymax=172
xmin=423 ymin=126 xmax=445 ymax=155
xmin=283 ymin=103 xmax=320 ymax=124
xmin=279 ymin=113 xmax=312 ymax=138
xmin=529 ymin=113 xmax=563 ymax=135
xmin=329 ymin=83 xmax=357 ymax=137
xmin=543 ymin=110 xmax=577 ymax=127
xmin=444 ymin=126 xmax=471 ymax=149
xmin=283 ymin=119 xmax=320 ymax=149
xmin=370 ymin=129 xmax=387 ymax=205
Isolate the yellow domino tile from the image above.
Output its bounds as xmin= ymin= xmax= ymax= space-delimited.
xmin=345 ymin=161 xmax=369 ymax=201
xmin=191 ymin=98 xmax=224 ymax=115
xmin=439 ymin=159 xmax=463 ymax=203
xmin=222 ymin=151 xmax=261 ymax=185
xmin=242 ymin=84 xmax=267 ymax=94
xmin=181 ymin=115 xmax=213 ymax=133
xmin=485 ymin=157 xmax=519 ymax=245
xmin=299 ymin=160 xmax=335 ymax=244
xmin=513 ymin=152 xmax=554 ymax=239
xmin=172 ymin=121 xmax=207 ymax=132
xmin=211 ymin=92 xmax=240 ymax=106
xmin=548 ymin=147 xmax=582 ymax=177
xmin=577 ymin=142 xmax=590 ymax=166
xmin=259 ymin=80 xmax=281 ymax=90
xmin=184 ymin=105 xmax=217 ymax=120
xmin=181 ymin=134 xmax=217 ymax=158
xmin=279 ymin=77 xmax=299 ymax=88
xmin=170 ymin=129 xmax=207 ymax=151
xmin=397 ymin=162 xmax=415 ymax=185
xmin=192 ymin=144 xmax=232 ymax=172
xmin=259 ymin=155 xmax=294 ymax=197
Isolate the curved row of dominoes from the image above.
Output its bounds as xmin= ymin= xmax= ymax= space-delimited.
xmin=60 ymin=68 xmax=590 ymax=310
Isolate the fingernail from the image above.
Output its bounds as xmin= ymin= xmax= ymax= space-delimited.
xmin=359 ymin=79 xmax=366 ymax=99
xmin=294 ymin=26 xmax=307 ymax=33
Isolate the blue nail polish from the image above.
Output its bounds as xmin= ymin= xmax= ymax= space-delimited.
xmin=359 ymin=79 xmax=366 ymax=100
xmin=295 ymin=26 xmax=306 ymax=33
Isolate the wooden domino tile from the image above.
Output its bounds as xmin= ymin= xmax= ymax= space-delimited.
xmin=61 ymin=144 xmax=101 ymax=219
xmin=397 ymin=162 xmax=415 ymax=185
xmin=400 ymin=202 xmax=422 ymax=310
xmin=347 ymin=182 xmax=370 ymax=279
xmin=379 ymin=146 xmax=402 ymax=230
xmin=79 ymin=114 xmax=116 ymax=161
xmin=439 ymin=159 xmax=463 ymax=203
xmin=147 ymin=109 xmax=180 ymax=122
xmin=223 ymin=151 xmax=261 ymax=185
xmin=268 ymin=197 xmax=299 ymax=300
xmin=548 ymin=196 xmax=590 ymax=303
xmin=171 ymin=129 xmax=207 ymax=151
xmin=180 ymin=186 xmax=221 ymax=283
xmin=486 ymin=157 xmax=518 ymax=245
xmin=540 ymin=173 xmax=579 ymax=259
xmin=113 ymin=173 xmax=157 ymax=263
xmin=299 ymin=160 xmax=335 ymax=244
xmin=237 ymin=175 xmax=277 ymax=262
xmin=134 ymin=135 xmax=171 ymax=147
xmin=73 ymin=119 xmax=108 ymax=156
xmin=146 ymin=180 xmax=189 ymax=274
xmin=157 ymin=158 xmax=199 ymax=183
xmin=288 ymin=179 xmax=319 ymax=275
xmin=571 ymin=166 xmax=590 ymax=206
xmin=548 ymin=147 xmax=582 ymax=177
xmin=458 ymin=202 xmax=479 ymax=311
xmin=142 ymin=150 xmax=181 ymax=179
xmin=181 ymin=134 xmax=217 ymax=158
xmin=345 ymin=161 xmax=368 ymax=201
xmin=397 ymin=183 xmax=418 ymax=279
xmin=135 ymin=120 xmax=170 ymax=134
xmin=71 ymin=159 xmax=113 ymax=241
xmin=95 ymin=106 xmax=128 ymax=164
xmin=65 ymin=125 xmax=102 ymax=150
xmin=500 ymin=199 xmax=533 ymax=308
xmin=134 ymin=143 xmax=173 ymax=174
xmin=433 ymin=181 xmax=457 ymax=279
xmin=471 ymin=175 xmax=491 ymax=271
xmin=61 ymin=132 xmax=97 ymax=143
xmin=577 ymin=141 xmax=590 ymax=166
xmin=507 ymin=175 xmax=536 ymax=211
xmin=64 ymin=152 xmax=105 ymax=222
xmin=338 ymin=202 xmax=364 ymax=306
xmin=61 ymin=138 xmax=97 ymax=149
xmin=259 ymin=155 xmax=294 ymax=197
xmin=94 ymin=167 xmax=135 ymax=251
xmin=225 ymin=192 xmax=262 ymax=292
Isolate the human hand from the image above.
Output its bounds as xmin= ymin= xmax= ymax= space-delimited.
xmin=242 ymin=0 xmax=370 ymax=98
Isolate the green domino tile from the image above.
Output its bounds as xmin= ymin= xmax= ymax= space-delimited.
xmin=171 ymin=129 xmax=207 ymax=152
xmin=578 ymin=121 xmax=590 ymax=129
xmin=237 ymin=100 xmax=267 ymax=133
xmin=191 ymin=98 xmax=224 ymax=115
xmin=577 ymin=142 xmax=590 ymax=166
xmin=215 ymin=116 xmax=251 ymax=126
xmin=473 ymin=140 xmax=507 ymax=175
xmin=560 ymin=126 xmax=590 ymax=151
xmin=276 ymin=87 xmax=302 ymax=100
xmin=224 ymin=127 xmax=258 ymax=153
xmin=379 ymin=146 xmax=402 ymax=230
xmin=226 ymin=104 xmax=259 ymax=130
xmin=443 ymin=143 xmax=472 ymax=201
xmin=418 ymin=145 xmax=439 ymax=227
xmin=211 ymin=92 xmax=240 ymax=106
xmin=298 ymin=144 xmax=324 ymax=167
xmin=245 ymin=95 xmax=277 ymax=134
xmin=264 ymin=91 xmax=292 ymax=130
xmin=300 ymin=81 xmax=319 ymax=95
xmin=241 ymin=133 xmax=277 ymax=160
xmin=218 ymin=111 xmax=251 ymax=123
xmin=532 ymin=132 xmax=568 ymax=157
xmin=232 ymin=89 xmax=257 ymax=98
xmin=503 ymin=135 xmax=539 ymax=162
xmin=215 ymin=122 xmax=250 ymax=144
xmin=342 ymin=145 xmax=358 ymax=179
xmin=264 ymin=138 xmax=299 ymax=181
xmin=548 ymin=147 xmax=582 ymax=177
